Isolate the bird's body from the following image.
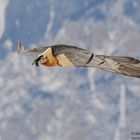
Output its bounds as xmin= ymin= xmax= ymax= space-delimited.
xmin=17 ymin=41 xmax=140 ymax=78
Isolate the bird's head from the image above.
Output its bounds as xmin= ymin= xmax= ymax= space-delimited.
xmin=32 ymin=47 xmax=57 ymax=67
xmin=32 ymin=51 xmax=48 ymax=67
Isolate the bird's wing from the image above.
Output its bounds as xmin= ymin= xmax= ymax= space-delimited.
xmin=52 ymin=45 xmax=140 ymax=78
xmin=90 ymin=55 xmax=140 ymax=78
xmin=52 ymin=45 xmax=93 ymax=66
xmin=85 ymin=54 xmax=140 ymax=78
xmin=16 ymin=41 xmax=47 ymax=56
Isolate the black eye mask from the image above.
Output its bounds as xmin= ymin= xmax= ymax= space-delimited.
xmin=32 ymin=55 xmax=43 ymax=67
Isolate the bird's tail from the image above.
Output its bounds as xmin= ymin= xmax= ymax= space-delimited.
xmin=87 ymin=54 xmax=140 ymax=78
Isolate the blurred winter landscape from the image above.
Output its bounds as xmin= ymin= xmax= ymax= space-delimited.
xmin=0 ymin=0 xmax=140 ymax=140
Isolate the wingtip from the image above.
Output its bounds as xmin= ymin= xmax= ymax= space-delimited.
xmin=16 ymin=40 xmax=25 ymax=55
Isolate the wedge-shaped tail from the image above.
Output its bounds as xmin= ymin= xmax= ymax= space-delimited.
xmin=86 ymin=55 xmax=140 ymax=78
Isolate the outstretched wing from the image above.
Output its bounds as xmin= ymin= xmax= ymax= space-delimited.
xmin=89 ymin=55 xmax=140 ymax=78
xmin=52 ymin=45 xmax=140 ymax=78
xmin=67 ymin=48 xmax=140 ymax=78
xmin=52 ymin=44 xmax=93 ymax=66
xmin=16 ymin=41 xmax=47 ymax=56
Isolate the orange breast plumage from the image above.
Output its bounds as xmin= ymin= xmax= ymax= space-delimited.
xmin=41 ymin=59 xmax=58 ymax=67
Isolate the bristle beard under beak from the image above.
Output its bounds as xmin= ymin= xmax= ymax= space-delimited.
xmin=32 ymin=59 xmax=39 ymax=67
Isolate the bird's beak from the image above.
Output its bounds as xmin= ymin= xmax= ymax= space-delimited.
xmin=32 ymin=55 xmax=43 ymax=67
xmin=32 ymin=60 xmax=39 ymax=67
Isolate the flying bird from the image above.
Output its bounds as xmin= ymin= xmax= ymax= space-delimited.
xmin=17 ymin=41 xmax=140 ymax=78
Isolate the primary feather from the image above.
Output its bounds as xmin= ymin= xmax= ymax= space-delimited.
xmin=16 ymin=41 xmax=47 ymax=56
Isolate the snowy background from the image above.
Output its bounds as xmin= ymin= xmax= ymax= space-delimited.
xmin=0 ymin=0 xmax=140 ymax=140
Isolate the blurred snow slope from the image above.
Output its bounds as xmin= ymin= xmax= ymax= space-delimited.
xmin=0 ymin=0 xmax=140 ymax=140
